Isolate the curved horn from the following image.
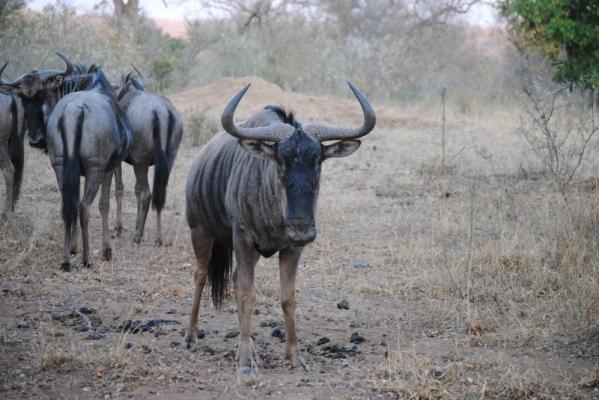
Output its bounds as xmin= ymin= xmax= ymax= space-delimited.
xmin=54 ymin=51 xmax=74 ymax=76
xmin=221 ymin=84 xmax=294 ymax=142
xmin=0 ymin=62 xmax=21 ymax=88
xmin=130 ymin=64 xmax=147 ymax=86
xmin=304 ymin=82 xmax=376 ymax=142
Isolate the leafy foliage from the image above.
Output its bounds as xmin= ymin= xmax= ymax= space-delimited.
xmin=501 ymin=0 xmax=599 ymax=88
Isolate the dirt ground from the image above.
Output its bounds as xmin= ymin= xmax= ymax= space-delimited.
xmin=1 ymin=78 xmax=599 ymax=399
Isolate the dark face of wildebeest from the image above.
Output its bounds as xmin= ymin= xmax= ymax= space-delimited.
xmin=0 ymin=52 xmax=77 ymax=149
xmin=222 ymin=84 xmax=372 ymax=246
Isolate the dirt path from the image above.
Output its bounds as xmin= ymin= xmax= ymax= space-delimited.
xmin=1 ymin=79 xmax=598 ymax=399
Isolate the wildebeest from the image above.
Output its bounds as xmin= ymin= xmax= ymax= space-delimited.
xmin=184 ymin=83 xmax=376 ymax=375
xmin=0 ymin=53 xmax=132 ymax=270
xmin=0 ymin=87 xmax=25 ymax=216
xmin=113 ymin=66 xmax=183 ymax=244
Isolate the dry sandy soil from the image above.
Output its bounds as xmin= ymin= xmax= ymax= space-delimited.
xmin=1 ymin=77 xmax=599 ymax=399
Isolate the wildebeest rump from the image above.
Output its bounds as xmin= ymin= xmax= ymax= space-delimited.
xmin=113 ymin=66 xmax=183 ymax=245
xmin=184 ymin=82 xmax=376 ymax=375
xmin=0 ymin=88 xmax=24 ymax=216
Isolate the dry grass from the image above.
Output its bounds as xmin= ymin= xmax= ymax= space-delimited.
xmin=1 ymin=77 xmax=598 ymax=399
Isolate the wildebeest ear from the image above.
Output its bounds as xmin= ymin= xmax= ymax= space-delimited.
xmin=239 ymin=139 xmax=275 ymax=159
xmin=322 ymin=140 xmax=361 ymax=159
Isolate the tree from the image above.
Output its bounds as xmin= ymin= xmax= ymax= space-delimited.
xmin=0 ymin=0 xmax=25 ymax=27
xmin=501 ymin=0 xmax=599 ymax=89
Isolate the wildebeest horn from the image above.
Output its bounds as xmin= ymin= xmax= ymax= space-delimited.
xmin=0 ymin=62 xmax=21 ymax=88
xmin=54 ymin=51 xmax=74 ymax=76
xmin=130 ymin=64 xmax=147 ymax=86
xmin=221 ymin=84 xmax=294 ymax=142
xmin=304 ymin=82 xmax=376 ymax=142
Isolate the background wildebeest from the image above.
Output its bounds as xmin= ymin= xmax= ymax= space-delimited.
xmin=0 ymin=53 xmax=132 ymax=271
xmin=184 ymin=82 xmax=376 ymax=375
xmin=0 ymin=85 xmax=24 ymax=216
xmin=114 ymin=66 xmax=183 ymax=245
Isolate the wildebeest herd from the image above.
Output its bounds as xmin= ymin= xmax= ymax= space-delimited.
xmin=0 ymin=52 xmax=376 ymax=376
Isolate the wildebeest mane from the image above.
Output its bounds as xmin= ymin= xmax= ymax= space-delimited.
xmin=264 ymin=105 xmax=298 ymax=127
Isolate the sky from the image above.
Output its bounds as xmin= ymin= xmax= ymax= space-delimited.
xmin=27 ymin=0 xmax=499 ymax=26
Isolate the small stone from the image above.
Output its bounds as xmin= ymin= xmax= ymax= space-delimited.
xmin=271 ymin=327 xmax=285 ymax=342
xmin=224 ymin=329 xmax=239 ymax=339
xmin=337 ymin=300 xmax=350 ymax=310
xmin=350 ymin=332 xmax=365 ymax=344
xmin=316 ymin=337 xmax=330 ymax=346
xmin=429 ymin=369 xmax=445 ymax=380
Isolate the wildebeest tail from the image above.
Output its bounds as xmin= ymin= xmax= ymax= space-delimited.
xmin=8 ymin=95 xmax=23 ymax=210
xmin=152 ymin=109 xmax=173 ymax=211
xmin=208 ymin=241 xmax=233 ymax=309
xmin=61 ymin=109 xmax=84 ymax=236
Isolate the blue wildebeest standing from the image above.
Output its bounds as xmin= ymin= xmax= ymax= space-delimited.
xmin=0 ymin=53 xmax=132 ymax=270
xmin=113 ymin=66 xmax=183 ymax=244
xmin=0 ymin=80 xmax=24 ymax=216
xmin=184 ymin=83 xmax=376 ymax=375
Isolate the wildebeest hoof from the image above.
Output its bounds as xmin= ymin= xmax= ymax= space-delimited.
xmin=111 ymin=226 xmax=124 ymax=238
xmin=286 ymin=351 xmax=309 ymax=371
xmin=60 ymin=262 xmax=71 ymax=272
xmin=183 ymin=339 xmax=198 ymax=353
xmin=154 ymin=238 xmax=164 ymax=247
xmin=82 ymin=261 xmax=92 ymax=269
xmin=102 ymin=248 xmax=112 ymax=261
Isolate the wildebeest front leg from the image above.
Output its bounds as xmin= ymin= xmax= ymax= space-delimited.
xmin=0 ymin=147 xmax=15 ymax=217
xmin=184 ymin=224 xmax=213 ymax=351
xmin=80 ymin=171 xmax=102 ymax=268
xmin=233 ymin=228 xmax=260 ymax=376
xmin=111 ymin=164 xmax=124 ymax=238
xmin=99 ymin=172 xmax=113 ymax=261
xmin=133 ymin=164 xmax=150 ymax=243
xmin=279 ymin=246 xmax=308 ymax=370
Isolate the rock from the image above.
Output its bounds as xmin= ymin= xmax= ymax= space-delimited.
xmin=316 ymin=337 xmax=330 ymax=346
xmin=429 ymin=369 xmax=445 ymax=380
xmin=350 ymin=332 xmax=365 ymax=344
xmin=342 ymin=260 xmax=372 ymax=270
xmin=337 ymin=300 xmax=350 ymax=310
xmin=260 ymin=320 xmax=280 ymax=328
xmin=271 ymin=327 xmax=285 ymax=342
xmin=224 ymin=329 xmax=239 ymax=339
xmin=321 ymin=344 xmax=358 ymax=359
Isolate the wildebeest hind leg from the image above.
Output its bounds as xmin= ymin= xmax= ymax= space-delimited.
xmin=279 ymin=247 xmax=308 ymax=371
xmin=80 ymin=171 xmax=102 ymax=268
xmin=0 ymin=147 xmax=15 ymax=217
xmin=184 ymin=224 xmax=213 ymax=351
xmin=233 ymin=231 xmax=260 ymax=377
xmin=99 ymin=172 xmax=113 ymax=261
xmin=133 ymin=164 xmax=150 ymax=243
xmin=111 ymin=164 xmax=124 ymax=238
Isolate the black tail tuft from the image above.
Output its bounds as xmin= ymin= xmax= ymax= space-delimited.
xmin=61 ymin=109 xmax=84 ymax=236
xmin=208 ymin=241 xmax=233 ymax=309
xmin=8 ymin=95 xmax=24 ymax=210
xmin=151 ymin=110 xmax=172 ymax=211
